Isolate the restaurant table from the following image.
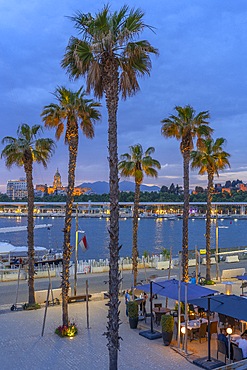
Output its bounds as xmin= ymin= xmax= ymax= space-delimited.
xmin=181 ymin=318 xmax=208 ymax=330
xmin=152 ymin=307 xmax=171 ymax=325
xmin=181 ymin=318 xmax=211 ymax=341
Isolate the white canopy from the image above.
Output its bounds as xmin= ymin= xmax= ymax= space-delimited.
xmin=0 ymin=242 xmax=16 ymax=254
xmin=0 ymin=242 xmax=47 ymax=255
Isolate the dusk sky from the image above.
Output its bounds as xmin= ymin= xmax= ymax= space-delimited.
xmin=1 ymin=0 xmax=247 ymax=193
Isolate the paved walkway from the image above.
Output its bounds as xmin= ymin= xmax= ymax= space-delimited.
xmin=0 ymin=277 xmax=246 ymax=369
xmin=0 ymin=297 xmax=198 ymax=370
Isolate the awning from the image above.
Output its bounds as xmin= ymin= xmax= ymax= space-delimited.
xmin=10 ymin=246 xmax=47 ymax=253
xmin=190 ymin=294 xmax=247 ymax=322
xmin=0 ymin=243 xmax=47 ymax=255
xmin=0 ymin=242 xmax=16 ymax=254
xmin=135 ymin=279 xmax=218 ymax=301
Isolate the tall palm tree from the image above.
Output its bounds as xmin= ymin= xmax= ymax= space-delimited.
xmin=119 ymin=144 xmax=160 ymax=286
xmin=61 ymin=5 xmax=158 ymax=368
xmin=191 ymin=137 xmax=230 ymax=281
xmin=41 ymin=86 xmax=101 ymax=326
xmin=161 ymin=105 xmax=212 ymax=282
xmin=1 ymin=124 xmax=55 ymax=305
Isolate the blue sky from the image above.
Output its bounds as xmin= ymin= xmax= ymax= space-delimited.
xmin=1 ymin=0 xmax=247 ymax=192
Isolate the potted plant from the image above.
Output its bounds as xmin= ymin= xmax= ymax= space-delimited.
xmin=161 ymin=314 xmax=174 ymax=346
xmin=127 ymin=301 xmax=138 ymax=329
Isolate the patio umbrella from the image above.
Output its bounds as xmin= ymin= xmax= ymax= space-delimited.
xmin=189 ymin=294 xmax=247 ymax=367
xmin=190 ymin=294 xmax=247 ymax=322
xmin=135 ymin=279 xmax=218 ymax=343
xmin=136 ymin=279 xmax=218 ymax=301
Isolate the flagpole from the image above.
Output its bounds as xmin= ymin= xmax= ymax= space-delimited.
xmin=74 ymin=204 xmax=79 ymax=296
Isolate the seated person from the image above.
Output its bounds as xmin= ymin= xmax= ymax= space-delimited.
xmin=236 ymin=333 xmax=247 ymax=358
xmin=241 ymin=329 xmax=247 ymax=337
xmin=218 ymin=328 xmax=229 ymax=356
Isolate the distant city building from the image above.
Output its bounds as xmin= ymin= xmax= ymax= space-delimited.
xmin=6 ymin=178 xmax=27 ymax=200
xmin=35 ymin=169 xmax=91 ymax=196
xmin=221 ymin=187 xmax=231 ymax=194
xmin=237 ymin=183 xmax=247 ymax=192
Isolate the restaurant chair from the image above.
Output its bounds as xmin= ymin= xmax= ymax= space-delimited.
xmin=208 ymin=321 xmax=218 ymax=338
xmin=194 ymin=322 xmax=207 ymax=343
xmin=218 ymin=313 xmax=228 ymax=327
xmin=217 ymin=340 xmax=227 ymax=363
xmin=233 ymin=345 xmax=243 ymax=362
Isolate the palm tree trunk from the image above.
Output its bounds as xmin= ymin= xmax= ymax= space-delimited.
xmin=24 ymin=160 xmax=35 ymax=305
xmin=206 ymin=171 xmax=214 ymax=281
xmin=103 ymin=58 xmax=120 ymax=370
xmin=62 ymin=129 xmax=78 ymax=326
xmin=132 ymin=182 xmax=140 ymax=286
xmin=182 ymin=150 xmax=190 ymax=282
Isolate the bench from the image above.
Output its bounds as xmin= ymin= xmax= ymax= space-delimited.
xmin=225 ymin=255 xmax=239 ymax=263
xmin=221 ymin=268 xmax=245 ymax=280
xmin=68 ymin=294 xmax=92 ymax=303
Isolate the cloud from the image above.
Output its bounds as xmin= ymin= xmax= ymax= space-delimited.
xmin=1 ymin=0 xmax=247 ymax=192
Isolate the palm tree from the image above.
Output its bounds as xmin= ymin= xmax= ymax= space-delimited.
xmin=191 ymin=137 xmax=230 ymax=281
xmin=161 ymin=105 xmax=212 ymax=282
xmin=1 ymin=124 xmax=55 ymax=305
xmin=41 ymin=86 xmax=101 ymax=326
xmin=119 ymin=144 xmax=160 ymax=286
xmin=61 ymin=5 xmax=158 ymax=368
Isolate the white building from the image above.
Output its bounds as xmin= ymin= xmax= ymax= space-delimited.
xmin=7 ymin=178 xmax=27 ymax=200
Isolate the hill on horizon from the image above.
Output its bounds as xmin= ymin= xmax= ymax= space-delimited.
xmin=79 ymin=181 xmax=160 ymax=195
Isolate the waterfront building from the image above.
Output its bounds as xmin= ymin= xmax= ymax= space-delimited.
xmin=6 ymin=178 xmax=27 ymax=200
xmin=35 ymin=169 xmax=91 ymax=196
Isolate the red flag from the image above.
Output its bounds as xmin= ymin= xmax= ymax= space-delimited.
xmin=79 ymin=234 xmax=88 ymax=252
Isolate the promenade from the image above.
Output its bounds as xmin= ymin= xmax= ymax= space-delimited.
xmin=0 ymin=297 xmax=198 ymax=370
xmin=0 ymin=265 xmax=246 ymax=369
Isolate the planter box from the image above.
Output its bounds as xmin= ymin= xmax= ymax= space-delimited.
xmin=201 ymin=257 xmax=216 ymax=265
xmin=188 ymin=259 xmax=196 ymax=267
xmin=91 ymin=266 xmax=109 ymax=273
xmin=225 ymin=255 xmax=239 ymax=263
xmin=156 ymin=261 xmax=173 ymax=270
xmin=35 ymin=287 xmax=71 ymax=304
xmin=34 ymin=270 xmax=56 ymax=279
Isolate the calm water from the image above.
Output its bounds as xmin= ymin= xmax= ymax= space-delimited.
xmin=0 ymin=216 xmax=246 ymax=260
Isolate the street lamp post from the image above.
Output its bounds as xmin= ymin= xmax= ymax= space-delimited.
xmin=226 ymin=327 xmax=232 ymax=363
xmin=215 ymin=211 xmax=219 ymax=281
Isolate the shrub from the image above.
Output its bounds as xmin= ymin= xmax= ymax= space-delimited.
xmin=161 ymin=315 xmax=174 ymax=333
xmin=204 ymin=280 xmax=215 ymax=285
xmin=174 ymin=301 xmax=185 ymax=314
xmin=55 ymin=323 xmax=78 ymax=338
xmin=127 ymin=301 xmax=138 ymax=319
xmin=23 ymin=303 xmax=41 ymax=310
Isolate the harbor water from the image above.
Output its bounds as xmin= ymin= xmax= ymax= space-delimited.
xmin=0 ymin=216 xmax=246 ymax=260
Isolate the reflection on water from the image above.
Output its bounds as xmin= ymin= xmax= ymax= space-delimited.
xmin=0 ymin=216 xmax=246 ymax=260
xmin=154 ymin=218 xmax=164 ymax=253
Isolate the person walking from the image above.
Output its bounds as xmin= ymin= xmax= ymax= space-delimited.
xmin=125 ymin=289 xmax=131 ymax=317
